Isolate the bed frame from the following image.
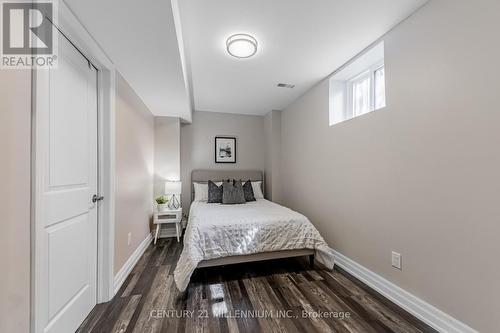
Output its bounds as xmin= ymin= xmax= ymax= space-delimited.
xmin=190 ymin=169 xmax=315 ymax=269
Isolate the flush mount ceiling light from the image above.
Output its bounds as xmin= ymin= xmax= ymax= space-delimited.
xmin=226 ymin=34 xmax=258 ymax=58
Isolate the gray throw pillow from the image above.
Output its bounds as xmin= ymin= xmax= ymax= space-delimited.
xmin=207 ymin=180 xmax=223 ymax=203
xmin=242 ymin=180 xmax=256 ymax=202
xmin=222 ymin=180 xmax=246 ymax=204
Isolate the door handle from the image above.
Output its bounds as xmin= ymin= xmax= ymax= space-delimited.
xmin=92 ymin=194 xmax=104 ymax=203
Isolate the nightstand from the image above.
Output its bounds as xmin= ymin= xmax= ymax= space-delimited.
xmin=153 ymin=208 xmax=182 ymax=244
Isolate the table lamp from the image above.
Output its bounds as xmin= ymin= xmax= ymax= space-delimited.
xmin=165 ymin=180 xmax=181 ymax=209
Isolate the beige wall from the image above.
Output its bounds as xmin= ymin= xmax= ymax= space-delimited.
xmin=264 ymin=110 xmax=282 ymax=201
xmin=154 ymin=116 xmax=181 ymax=197
xmin=280 ymin=0 xmax=500 ymax=331
xmin=180 ymin=111 xmax=265 ymax=210
xmin=114 ymin=73 xmax=155 ymax=274
xmin=0 ymin=71 xmax=32 ymax=333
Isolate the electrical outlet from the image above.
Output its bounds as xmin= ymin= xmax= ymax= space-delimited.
xmin=392 ymin=251 xmax=402 ymax=270
xmin=128 ymin=232 xmax=132 ymax=246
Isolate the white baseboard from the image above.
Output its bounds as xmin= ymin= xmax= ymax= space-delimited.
xmin=113 ymin=234 xmax=152 ymax=295
xmin=332 ymin=250 xmax=477 ymax=333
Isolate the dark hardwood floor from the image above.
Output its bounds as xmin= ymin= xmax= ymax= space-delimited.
xmin=77 ymin=238 xmax=437 ymax=333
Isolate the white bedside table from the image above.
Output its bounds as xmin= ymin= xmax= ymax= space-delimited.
xmin=153 ymin=208 xmax=182 ymax=244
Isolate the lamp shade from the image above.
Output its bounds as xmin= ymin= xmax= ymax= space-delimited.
xmin=164 ymin=181 xmax=182 ymax=195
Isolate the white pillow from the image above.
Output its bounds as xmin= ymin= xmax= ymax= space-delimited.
xmin=193 ymin=182 xmax=222 ymax=202
xmin=251 ymin=181 xmax=264 ymax=199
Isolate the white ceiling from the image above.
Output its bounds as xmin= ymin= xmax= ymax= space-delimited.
xmin=180 ymin=0 xmax=428 ymax=115
xmin=64 ymin=0 xmax=428 ymax=121
xmin=64 ymin=0 xmax=193 ymax=122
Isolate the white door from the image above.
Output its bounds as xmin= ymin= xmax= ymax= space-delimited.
xmin=34 ymin=30 xmax=98 ymax=333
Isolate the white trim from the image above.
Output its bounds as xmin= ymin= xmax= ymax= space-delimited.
xmin=346 ymin=61 xmax=384 ymax=118
xmin=113 ymin=234 xmax=152 ymax=295
xmin=96 ymin=69 xmax=116 ymax=303
xmin=332 ymin=250 xmax=478 ymax=333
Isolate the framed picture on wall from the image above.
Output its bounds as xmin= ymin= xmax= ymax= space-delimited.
xmin=215 ymin=136 xmax=236 ymax=163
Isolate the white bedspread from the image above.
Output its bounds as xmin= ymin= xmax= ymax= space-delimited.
xmin=174 ymin=199 xmax=334 ymax=291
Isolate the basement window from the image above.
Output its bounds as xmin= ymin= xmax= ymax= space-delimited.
xmin=329 ymin=42 xmax=386 ymax=126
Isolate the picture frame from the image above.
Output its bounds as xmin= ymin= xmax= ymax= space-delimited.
xmin=215 ymin=136 xmax=236 ymax=163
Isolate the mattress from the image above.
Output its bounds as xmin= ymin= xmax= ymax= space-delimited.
xmin=174 ymin=199 xmax=334 ymax=291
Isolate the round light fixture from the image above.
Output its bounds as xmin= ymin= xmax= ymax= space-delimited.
xmin=226 ymin=34 xmax=258 ymax=58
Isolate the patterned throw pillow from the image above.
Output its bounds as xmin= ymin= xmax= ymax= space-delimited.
xmin=242 ymin=180 xmax=256 ymax=202
xmin=222 ymin=180 xmax=246 ymax=204
xmin=207 ymin=180 xmax=223 ymax=203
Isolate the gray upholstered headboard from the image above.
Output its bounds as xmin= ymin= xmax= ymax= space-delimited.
xmin=191 ymin=169 xmax=264 ymax=202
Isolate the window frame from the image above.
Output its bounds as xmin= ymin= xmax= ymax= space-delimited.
xmin=346 ymin=62 xmax=385 ymax=118
xmin=374 ymin=65 xmax=386 ymax=109
xmin=348 ymin=70 xmax=371 ymax=118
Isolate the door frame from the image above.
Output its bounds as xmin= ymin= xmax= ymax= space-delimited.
xmin=31 ymin=1 xmax=117 ymax=331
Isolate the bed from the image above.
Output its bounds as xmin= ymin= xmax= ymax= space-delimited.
xmin=174 ymin=169 xmax=334 ymax=291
